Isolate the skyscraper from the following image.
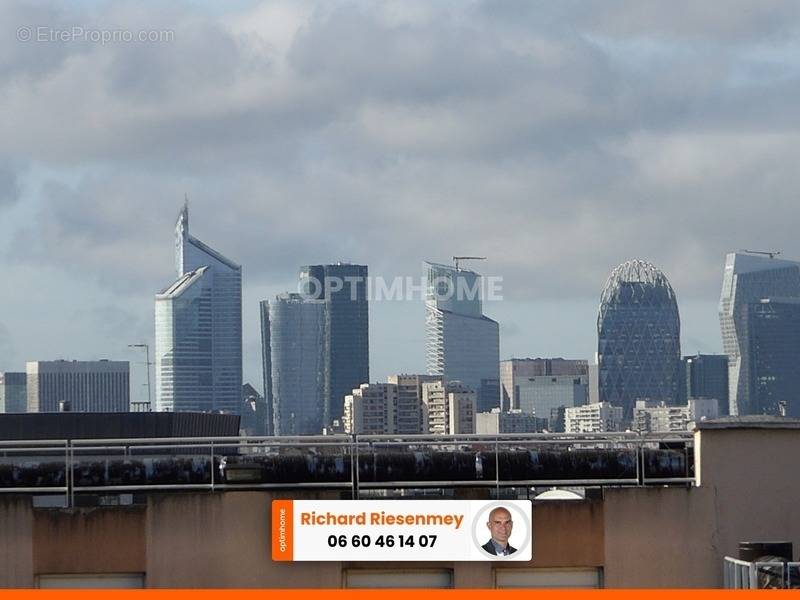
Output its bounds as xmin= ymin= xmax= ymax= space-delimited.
xmin=597 ymin=259 xmax=681 ymax=418
xmin=0 ymin=372 xmax=27 ymax=413
xmin=683 ymin=354 xmax=728 ymax=413
xmin=264 ymin=293 xmax=325 ymax=435
xmin=299 ymin=264 xmax=369 ymax=427
xmin=26 ymin=360 xmax=129 ymax=412
xmin=259 ymin=301 xmax=274 ymax=435
xmin=719 ymin=252 xmax=800 ymax=417
xmin=155 ymin=203 xmax=242 ymax=413
xmin=425 ymin=261 xmax=500 ymax=412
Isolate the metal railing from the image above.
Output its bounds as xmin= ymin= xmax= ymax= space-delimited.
xmin=0 ymin=432 xmax=694 ymax=507
xmin=724 ymin=557 xmax=800 ymax=589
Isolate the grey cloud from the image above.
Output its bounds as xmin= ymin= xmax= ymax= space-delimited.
xmin=2 ymin=0 xmax=800 ymax=311
xmin=0 ymin=165 xmax=21 ymax=207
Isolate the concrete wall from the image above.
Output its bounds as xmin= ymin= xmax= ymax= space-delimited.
xmin=1 ymin=423 xmax=799 ymax=588
xmin=697 ymin=427 xmax=800 ymax=564
xmin=0 ymin=493 xmax=602 ymax=588
xmin=33 ymin=506 xmax=145 ymax=577
xmin=603 ymin=486 xmax=717 ymax=587
xmin=0 ymin=497 xmax=34 ymax=588
xmin=604 ymin=424 xmax=800 ymax=588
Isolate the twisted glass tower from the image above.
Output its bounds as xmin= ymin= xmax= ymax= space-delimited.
xmin=719 ymin=252 xmax=800 ymax=416
xmin=597 ymin=260 xmax=681 ymax=418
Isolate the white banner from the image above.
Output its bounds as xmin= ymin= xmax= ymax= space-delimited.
xmin=272 ymin=499 xmax=532 ymax=562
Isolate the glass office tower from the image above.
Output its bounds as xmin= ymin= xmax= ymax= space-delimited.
xmin=155 ymin=203 xmax=242 ymax=413
xmin=597 ymin=259 xmax=681 ymax=419
xmin=155 ymin=267 xmax=214 ymax=412
xmin=264 ymin=293 xmax=326 ymax=435
xmin=683 ymin=354 xmax=728 ymax=414
xmin=0 ymin=372 xmax=27 ymax=413
xmin=259 ymin=300 xmax=274 ymax=435
xmin=719 ymin=252 xmax=800 ymax=416
xmin=424 ymin=262 xmax=500 ymax=412
xmin=299 ymin=264 xmax=369 ymax=427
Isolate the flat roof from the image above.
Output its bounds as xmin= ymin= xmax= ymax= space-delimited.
xmin=696 ymin=415 xmax=800 ymax=430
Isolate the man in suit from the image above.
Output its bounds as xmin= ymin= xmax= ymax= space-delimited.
xmin=481 ymin=506 xmax=517 ymax=556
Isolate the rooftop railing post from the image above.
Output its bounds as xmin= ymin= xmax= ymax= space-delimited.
xmin=494 ymin=436 xmax=500 ymax=496
xmin=353 ymin=435 xmax=360 ymax=500
xmin=210 ymin=441 xmax=215 ymax=492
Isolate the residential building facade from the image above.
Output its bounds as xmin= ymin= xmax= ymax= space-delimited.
xmin=387 ymin=374 xmax=442 ymax=435
xmin=421 ymin=380 xmax=477 ymax=435
xmin=343 ymin=383 xmax=397 ymax=434
xmin=564 ymin=402 xmax=624 ymax=433
xmin=633 ymin=398 xmax=720 ymax=433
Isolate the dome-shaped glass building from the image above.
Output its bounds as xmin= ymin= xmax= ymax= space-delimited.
xmin=597 ymin=259 xmax=681 ymax=418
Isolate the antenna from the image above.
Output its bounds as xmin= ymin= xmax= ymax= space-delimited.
xmin=452 ymin=256 xmax=486 ymax=271
xmin=741 ymin=249 xmax=781 ymax=259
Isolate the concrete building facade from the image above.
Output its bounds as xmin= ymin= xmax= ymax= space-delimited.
xmin=564 ymin=402 xmax=623 ymax=433
xmin=517 ymin=375 xmax=588 ymax=430
xmin=343 ymin=383 xmax=397 ymax=435
xmin=500 ymin=358 xmax=588 ymax=411
xmin=422 ymin=380 xmax=476 ymax=435
xmin=387 ymin=374 xmax=442 ymax=435
xmin=2 ymin=419 xmax=800 ymax=588
xmin=475 ymin=409 xmax=547 ymax=434
xmin=25 ymin=360 xmax=130 ymax=413
xmin=633 ymin=398 xmax=720 ymax=433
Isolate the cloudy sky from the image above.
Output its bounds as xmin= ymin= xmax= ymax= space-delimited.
xmin=2 ymin=0 xmax=800 ymax=399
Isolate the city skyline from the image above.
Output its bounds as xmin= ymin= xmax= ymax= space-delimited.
xmin=3 ymin=1 xmax=800 ymax=401
xmin=0 ymin=216 xmax=775 ymax=401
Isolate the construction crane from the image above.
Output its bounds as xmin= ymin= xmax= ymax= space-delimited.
xmin=741 ymin=250 xmax=781 ymax=259
xmin=452 ymin=256 xmax=486 ymax=271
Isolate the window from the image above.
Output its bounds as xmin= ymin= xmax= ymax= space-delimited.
xmin=344 ymin=569 xmax=453 ymax=588
xmin=37 ymin=574 xmax=145 ymax=589
xmin=494 ymin=568 xmax=602 ymax=588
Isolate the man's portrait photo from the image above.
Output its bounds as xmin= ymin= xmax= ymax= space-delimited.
xmin=481 ymin=506 xmax=517 ymax=556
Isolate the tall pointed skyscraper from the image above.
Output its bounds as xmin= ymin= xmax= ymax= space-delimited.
xmin=424 ymin=261 xmax=500 ymax=413
xmin=155 ymin=203 xmax=242 ymax=413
